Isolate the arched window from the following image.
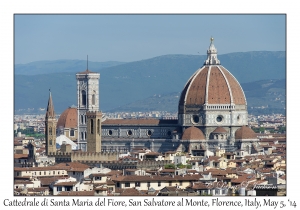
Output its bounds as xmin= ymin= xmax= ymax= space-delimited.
xmin=92 ymin=94 xmax=95 ymax=105
xmin=81 ymin=132 xmax=84 ymax=140
xmin=97 ymin=119 xmax=100 ymax=134
xmin=70 ymin=129 xmax=74 ymax=137
xmin=90 ymin=119 xmax=94 ymax=134
xmin=81 ymin=115 xmax=83 ymax=124
xmin=49 ymin=127 xmax=52 ymax=135
xmin=81 ymin=90 xmax=86 ymax=106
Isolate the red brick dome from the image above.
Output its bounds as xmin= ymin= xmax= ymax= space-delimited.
xmin=178 ymin=38 xmax=246 ymax=114
xmin=235 ymin=126 xmax=257 ymax=139
xmin=182 ymin=127 xmax=205 ymax=140
xmin=179 ymin=65 xmax=246 ymax=108
xmin=211 ymin=127 xmax=227 ymax=133
xmin=57 ymin=107 xmax=78 ymax=128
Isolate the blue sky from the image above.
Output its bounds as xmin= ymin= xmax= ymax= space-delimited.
xmin=14 ymin=14 xmax=286 ymax=64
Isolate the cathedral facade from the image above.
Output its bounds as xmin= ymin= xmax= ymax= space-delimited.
xmin=53 ymin=38 xmax=260 ymax=156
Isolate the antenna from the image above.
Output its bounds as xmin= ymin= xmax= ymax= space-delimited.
xmin=87 ymin=55 xmax=88 ymax=70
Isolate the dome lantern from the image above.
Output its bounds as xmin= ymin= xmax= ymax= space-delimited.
xmin=205 ymin=37 xmax=220 ymax=65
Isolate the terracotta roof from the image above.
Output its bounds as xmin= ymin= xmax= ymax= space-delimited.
xmin=14 ymin=154 xmax=28 ymax=159
xmin=116 ymin=188 xmax=159 ymax=196
xmin=231 ymin=174 xmax=256 ymax=184
xmin=182 ymin=127 xmax=205 ymax=140
xmin=54 ymin=181 xmax=78 ymax=186
xmin=57 ymin=191 xmax=95 ymax=196
xmin=111 ymin=174 xmax=202 ymax=182
xmin=77 ymin=69 xmax=96 ymax=74
xmin=106 ymin=170 xmax=123 ymax=176
xmin=102 ymin=119 xmax=177 ymax=125
xmin=235 ymin=126 xmax=257 ymax=139
xmin=14 ymin=162 xmax=89 ymax=172
xmin=14 ymin=180 xmax=34 ymax=185
xmin=211 ymin=127 xmax=227 ymax=133
xmin=57 ymin=107 xmax=78 ymax=128
xmin=179 ymin=65 xmax=246 ymax=111
xmin=188 ymin=182 xmax=208 ymax=190
xmin=27 ymin=187 xmax=49 ymax=192
xmin=39 ymin=176 xmax=68 ymax=186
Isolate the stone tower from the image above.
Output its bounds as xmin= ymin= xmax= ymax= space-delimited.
xmin=86 ymin=111 xmax=102 ymax=152
xmin=76 ymin=68 xmax=100 ymax=151
xmin=45 ymin=91 xmax=57 ymax=155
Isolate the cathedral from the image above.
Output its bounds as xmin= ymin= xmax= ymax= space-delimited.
xmin=46 ymin=38 xmax=260 ymax=157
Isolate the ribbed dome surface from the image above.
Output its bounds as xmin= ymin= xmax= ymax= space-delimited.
xmin=182 ymin=127 xmax=205 ymax=140
xmin=57 ymin=107 xmax=78 ymax=128
xmin=179 ymin=65 xmax=246 ymax=107
xmin=211 ymin=127 xmax=227 ymax=133
xmin=235 ymin=126 xmax=257 ymax=139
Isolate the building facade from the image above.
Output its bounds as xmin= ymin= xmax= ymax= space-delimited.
xmin=76 ymin=69 xmax=100 ymax=151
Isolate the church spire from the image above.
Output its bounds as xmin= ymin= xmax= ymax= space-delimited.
xmin=46 ymin=89 xmax=55 ymax=119
xmin=205 ymin=37 xmax=220 ymax=65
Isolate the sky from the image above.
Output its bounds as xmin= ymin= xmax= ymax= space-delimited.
xmin=14 ymin=14 xmax=286 ymax=64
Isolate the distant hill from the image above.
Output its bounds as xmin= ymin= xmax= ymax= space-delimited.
xmin=107 ymin=79 xmax=286 ymax=115
xmin=14 ymin=51 xmax=286 ymax=114
xmin=15 ymin=60 xmax=126 ymax=75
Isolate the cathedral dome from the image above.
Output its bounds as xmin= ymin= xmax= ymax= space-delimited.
xmin=235 ymin=126 xmax=257 ymax=139
xmin=211 ymin=127 xmax=227 ymax=133
xmin=178 ymin=38 xmax=246 ymax=114
xmin=182 ymin=127 xmax=205 ymax=140
xmin=57 ymin=107 xmax=78 ymax=128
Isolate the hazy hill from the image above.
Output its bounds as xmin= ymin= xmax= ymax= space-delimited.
xmin=108 ymin=79 xmax=286 ymax=115
xmin=15 ymin=60 xmax=126 ymax=75
xmin=14 ymin=51 xmax=286 ymax=114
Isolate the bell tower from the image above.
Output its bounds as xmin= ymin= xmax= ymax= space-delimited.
xmin=86 ymin=111 xmax=102 ymax=152
xmin=76 ymin=61 xmax=100 ymax=151
xmin=45 ymin=90 xmax=57 ymax=155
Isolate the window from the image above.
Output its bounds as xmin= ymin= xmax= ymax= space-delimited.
xmin=49 ymin=139 xmax=52 ymax=145
xmin=179 ymin=181 xmax=183 ymax=186
xmin=57 ymin=186 xmax=62 ymax=192
xmin=127 ymin=130 xmax=133 ymax=136
xmin=135 ymin=182 xmax=140 ymax=187
xmin=70 ymin=129 xmax=75 ymax=137
xmin=169 ymin=181 xmax=172 ymax=186
xmin=92 ymin=94 xmax=95 ymax=105
xmin=65 ymin=186 xmax=72 ymax=191
xmin=147 ymin=182 xmax=150 ymax=187
xmin=82 ymin=90 xmax=86 ymax=106
xmin=125 ymin=182 xmax=130 ymax=187
xmin=90 ymin=119 xmax=94 ymax=134
xmin=158 ymin=181 xmax=161 ymax=187
xmin=97 ymin=119 xmax=100 ymax=134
